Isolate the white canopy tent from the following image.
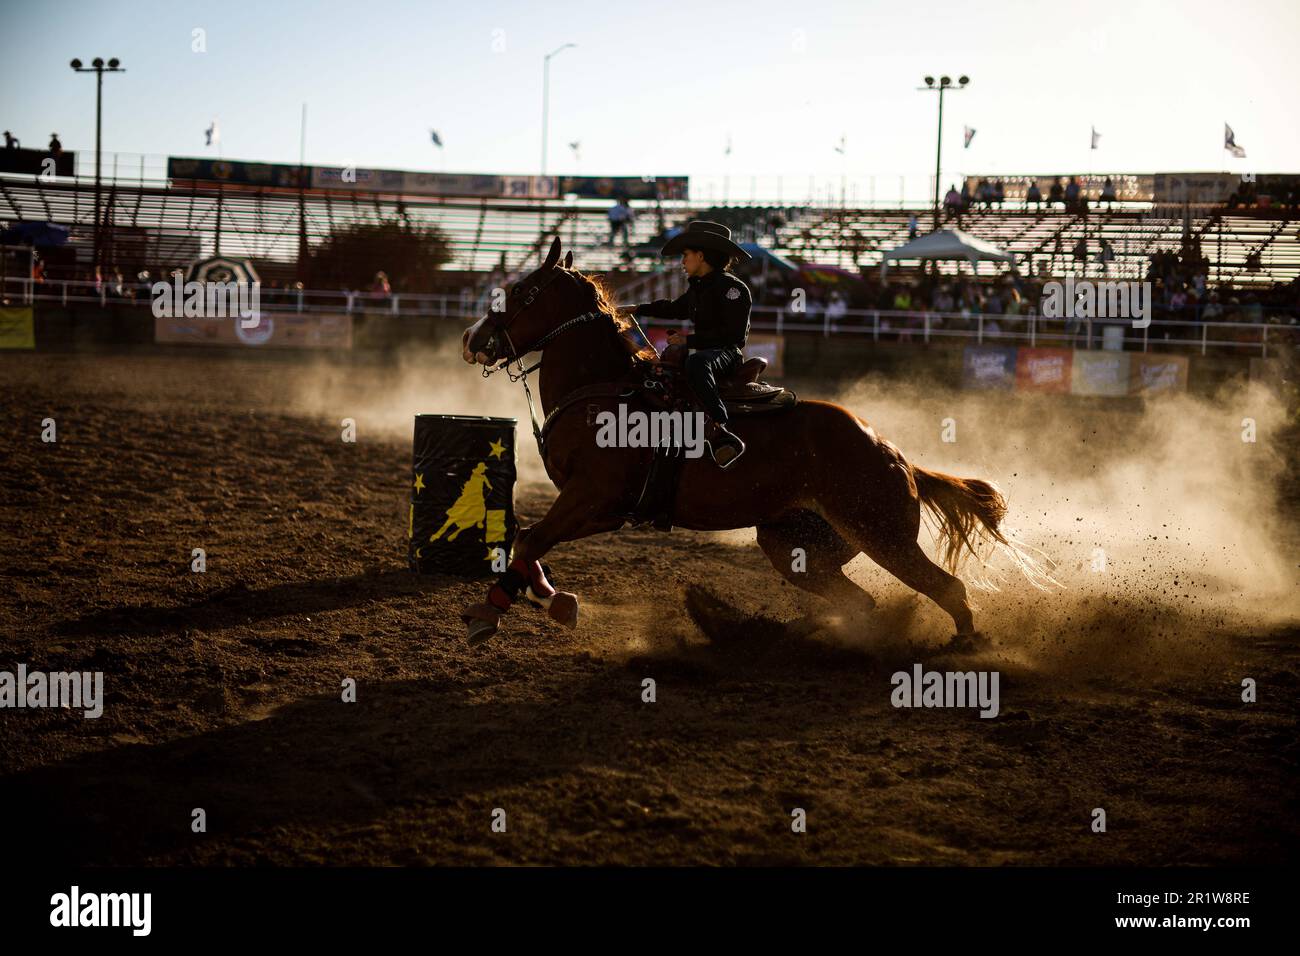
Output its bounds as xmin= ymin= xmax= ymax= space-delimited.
xmin=879 ymin=229 xmax=1016 ymax=278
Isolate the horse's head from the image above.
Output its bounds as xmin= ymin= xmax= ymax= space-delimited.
xmin=463 ymin=237 xmax=577 ymax=367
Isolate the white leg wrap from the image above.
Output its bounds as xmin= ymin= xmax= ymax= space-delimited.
xmin=526 ymin=585 xmax=554 ymax=610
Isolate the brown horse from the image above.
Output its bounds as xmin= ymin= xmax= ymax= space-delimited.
xmin=460 ymin=236 xmax=1018 ymax=647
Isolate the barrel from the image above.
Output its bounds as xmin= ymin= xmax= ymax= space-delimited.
xmin=409 ymin=415 xmax=518 ymax=576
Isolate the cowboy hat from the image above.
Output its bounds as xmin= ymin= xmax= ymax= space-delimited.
xmin=659 ymin=220 xmax=751 ymax=261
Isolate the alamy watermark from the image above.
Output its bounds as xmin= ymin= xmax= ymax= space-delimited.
xmin=151 ymin=276 xmax=261 ymax=328
xmin=0 ymin=665 xmax=103 ymax=718
xmin=594 ymin=403 xmax=706 ymax=458
xmin=50 ymin=886 xmax=150 ymax=936
xmin=1041 ymin=277 xmax=1151 ymax=329
xmin=890 ymin=664 xmax=1000 ymax=718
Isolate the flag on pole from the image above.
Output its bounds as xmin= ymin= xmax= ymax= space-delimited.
xmin=724 ymin=133 xmax=732 ymax=157
xmin=568 ymin=140 xmax=581 ymax=160
xmin=1224 ymin=123 xmax=1246 ymax=158
xmin=430 ymin=129 xmax=443 ymax=148
xmin=204 ymin=119 xmax=220 ymax=147
xmin=963 ymin=126 xmax=976 ymax=148
xmin=1090 ymin=126 xmax=1101 ymax=150
xmin=833 ymin=134 xmax=846 ymax=154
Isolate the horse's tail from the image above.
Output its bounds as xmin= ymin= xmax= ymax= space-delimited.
xmin=911 ymin=466 xmax=1009 ymax=575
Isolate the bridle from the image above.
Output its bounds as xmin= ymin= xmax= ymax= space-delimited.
xmin=475 ymin=265 xmax=607 ymax=457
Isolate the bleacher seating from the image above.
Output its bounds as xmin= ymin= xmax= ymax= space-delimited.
xmin=1 ymin=170 xmax=1295 ymax=288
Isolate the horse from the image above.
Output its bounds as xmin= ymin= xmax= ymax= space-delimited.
xmin=459 ymin=236 xmax=1022 ymax=648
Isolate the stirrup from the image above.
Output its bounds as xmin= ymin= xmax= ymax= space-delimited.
xmin=709 ymin=432 xmax=746 ymax=469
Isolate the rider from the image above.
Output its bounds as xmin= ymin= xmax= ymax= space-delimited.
xmin=633 ymin=220 xmax=752 ymax=468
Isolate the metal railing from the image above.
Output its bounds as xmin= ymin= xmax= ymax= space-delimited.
xmin=2 ymin=275 xmax=1294 ymax=358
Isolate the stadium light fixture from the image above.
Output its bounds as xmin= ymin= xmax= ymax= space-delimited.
xmin=918 ymin=72 xmax=970 ymax=231
xmin=70 ymin=56 xmax=126 ymax=268
xmin=541 ymin=43 xmax=577 ymax=177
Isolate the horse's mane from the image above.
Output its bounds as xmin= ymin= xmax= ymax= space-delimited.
xmin=568 ymin=268 xmax=659 ymax=363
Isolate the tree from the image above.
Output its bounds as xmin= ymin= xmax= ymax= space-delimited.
xmin=309 ymin=217 xmax=451 ymax=292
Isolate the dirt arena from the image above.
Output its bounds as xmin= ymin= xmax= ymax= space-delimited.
xmin=1 ymin=346 xmax=1297 ymax=866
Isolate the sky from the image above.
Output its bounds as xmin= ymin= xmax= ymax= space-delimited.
xmin=1 ymin=0 xmax=1297 ymax=201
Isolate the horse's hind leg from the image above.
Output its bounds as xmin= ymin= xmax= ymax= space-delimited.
xmin=819 ymin=481 xmax=977 ymax=639
xmin=846 ymin=515 xmax=976 ymax=638
xmin=756 ymin=510 xmax=876 ymax=626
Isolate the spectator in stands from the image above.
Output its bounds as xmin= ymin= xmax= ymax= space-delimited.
xmin=943 ymin=185 xmax=962 ymax=221
xmin=825 ymin=289 xmax=848 ymax=325
xmin=608 ymin=197 xmax=634 ymax=247
xmin=369 ymin=270 xmax=391 ymax=301
xmin=48 ymin=133 xmax=62 ymax=156
xmin=1099 ymin=238 xmax=1115 ymax=275
xmin=993 ymin=181 xmax=1005 ymax=207
xmin=1072 ymin=236 xmax=1088 ymax=265
xmin=3 ymin=131 xmax=18 ymax=149
xmin=1100 ymin=177 xmax=1117 ymax=207
xmin=1049 ymin=177 xmax=1065 ymax=207
xmin=908 ymin=213 xmax=918 ymax=240
xmin=976 ymin=179 xmax=992 ymax=207
xmin=1065 ymin=176 xmax=1081 ymax=211
xmin=1026 ymin=181 xmax=1043 ymax=209
xmin=960 ymin=181 xmax=972 ymax=211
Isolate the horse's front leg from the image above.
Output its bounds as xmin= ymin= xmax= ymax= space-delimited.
xmin=461 ymin=485 xmax=623 ymax=641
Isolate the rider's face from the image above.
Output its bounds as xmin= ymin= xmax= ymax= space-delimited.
xmin=681 ymin=248 xmax=707 ymax=277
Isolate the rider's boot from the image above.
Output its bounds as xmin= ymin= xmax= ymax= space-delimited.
xmin=704 ymin=419 xmax=746 ymax=469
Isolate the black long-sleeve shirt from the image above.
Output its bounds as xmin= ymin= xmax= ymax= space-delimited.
xmin=634 ymin=269 xmax=751 ymax=350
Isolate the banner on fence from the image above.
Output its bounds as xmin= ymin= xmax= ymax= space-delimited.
xmin=962 ymin=346 xmax=1018 ymax=390
xmin=1015 ymin=347 xmax=1073 ymax=393
xmin=154 ymin=312 xmax=353 ymax=349
xmin=1129 ymin=353 xmax=1189 ymax=395
xmin=0 ymin=306 xmax=35 ymax=349
xmin=1071 ymin=349 xmax=1131 ymax=395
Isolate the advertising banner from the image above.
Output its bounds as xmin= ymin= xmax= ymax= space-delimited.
xmin=168 ymin=157 xmax=308 ymax=188
xmin=1015 ymin=347 xmax=1073 ymax=393
xmin=154 ymin=312 xmax=353 ymax=349
xmin=1129 ymin=353 xmax=1189 ymax=395
xmin=1071 ymin=349 xmax=1131 ymax=396
xmin=0 ymin=306 xmax=35 ymax=349
xmin=962 ymin=346 xmax=1019 ymax=390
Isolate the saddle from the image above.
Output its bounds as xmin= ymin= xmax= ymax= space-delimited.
xmin=641 ymin=345 xmax=797 ymax=416
xmin=616 ymin=325 xmax=797 ymax=531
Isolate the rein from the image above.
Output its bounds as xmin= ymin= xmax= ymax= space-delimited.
xmin=480 ymin=309 xmax=606 ymax=460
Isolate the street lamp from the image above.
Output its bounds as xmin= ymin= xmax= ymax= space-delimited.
xmin=541 ymin=43 xmax=576 ymax=176
xmin=71 ymin=56 xmax=125 ymax=268
xmin=918 ymin=73 xmax=969 ymax=231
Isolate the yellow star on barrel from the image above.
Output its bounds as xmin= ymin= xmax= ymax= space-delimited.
xmin=488 ymin=438 xmax=507 ymax=459
xmin=413 ymin=472 xmax=425 ymax=493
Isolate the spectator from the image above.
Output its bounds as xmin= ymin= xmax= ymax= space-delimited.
xmin=959 ymin=181 xmax=972 ymax=211
xmin=369 ymin=270 xmax=391 ymax=299
xmin=1026 ymin=181 xmax=1043 ymax=209
xmin=908 ymin=213 xmax=918 ymax=240
xmin=943 ymin=185 xmax=962 ymax=220
xmin=1072 ymin=236 xmax=1088 ymax=264
xmin=993 ymin=181 xmax=1005 ymax=207
xmin=3 ymin=130 xmax=18 ymax=149
xmin=825 ymin=289 xmax=848 ymax=324
xmin=1065 ymin=176 xmax=1080 ymax=211
xmin=608 ymin=197 xmax=634 ymax=247
xmin=1099 ymin=238 xmax=1115 ymax=275
xmin=1049 ymin=177 xmax=1065 ymax=207
xmin=1100 ymin=177 xmax=1117 ymax=207
xmin=48 ymin=133 xmax=62 ymax=156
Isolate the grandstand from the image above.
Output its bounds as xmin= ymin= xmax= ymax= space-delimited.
xmin=1 ymin=152 xmax=1297 ymax=291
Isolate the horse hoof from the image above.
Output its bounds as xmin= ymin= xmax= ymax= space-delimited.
xmin=462 ymin=604 xmax=501 ymax=643
xmin=947 ymin=631 xmax=990 ymax=653
xmin=547 ymin=591 xmax=579 ymax=629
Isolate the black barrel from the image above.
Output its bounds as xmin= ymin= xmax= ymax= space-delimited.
xmin=409 ymin=415 xmax=518 ymax=576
